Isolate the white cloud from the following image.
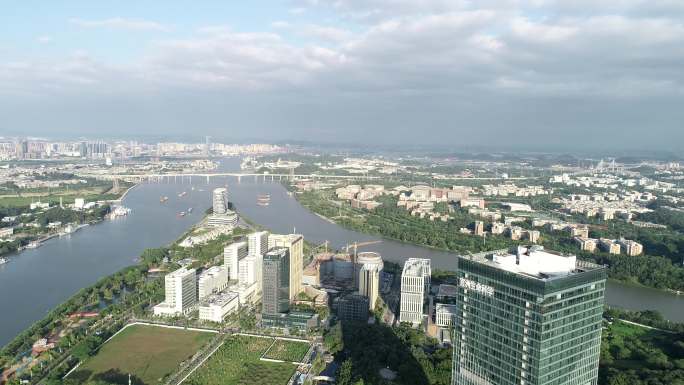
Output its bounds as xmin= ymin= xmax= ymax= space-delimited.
xmin=36 ymin=35 xmax=53 ymax=44
xmin=69 ymin=17 xmax=171 ymax=32
xmin=2 ymin=3 xmax=682 ymax=101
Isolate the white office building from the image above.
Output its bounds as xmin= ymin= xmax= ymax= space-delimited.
xmin=357 ymin=252 xmax=384 ymax=311
xmin=212 ymin=188 xmax=229 ymax=214
xmin=248 ymin=231 xmax=269 ymax=256
xmin=248 ymin=231 xmax=269 ymax=298
xmin=198 ymin=291 xmax=240 ymax=323
xmin=198 ymin=265 xmax=228 ymax=299
xmin=224 ymin=241 xmax=248 ymax=281
xmin=153 ymin=267 xmax=197 ymax=317
xmin=399 ymin=258 xmax=431 ymax=326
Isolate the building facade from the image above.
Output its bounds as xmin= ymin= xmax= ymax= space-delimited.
xmin=452 ymin=246 xmax=606 ymax=385
xmin=224 ymin=241 xmax=248 ymax=281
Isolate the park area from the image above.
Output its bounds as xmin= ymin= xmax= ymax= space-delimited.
xmin=68 ymin=324 xmax=214 ymax=385
xmin=185 ymin=335 xmax=308 ymax=385
xmin=263 ymin=339 xmax=310 ymax=362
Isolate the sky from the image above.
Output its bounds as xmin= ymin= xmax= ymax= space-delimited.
xmin=1 ymin=0 xmax=683 ymax=150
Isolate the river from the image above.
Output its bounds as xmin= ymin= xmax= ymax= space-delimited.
xmin=1 ymin=157 xmax=683 ymax=347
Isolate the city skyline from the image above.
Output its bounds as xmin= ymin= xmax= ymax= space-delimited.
xmin=2 ymin=1 xmax=684 ymax=150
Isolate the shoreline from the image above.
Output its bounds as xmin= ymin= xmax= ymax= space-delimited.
xmin=108 ymin=182 xmax=139 ymax=203
xmin=1 ymin=183 xmax=139 ymax=262
xmin=1 ymin=210 xmax=208 ymax=354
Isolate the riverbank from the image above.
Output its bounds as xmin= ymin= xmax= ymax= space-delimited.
xmin=108 ymin=181 xmax=139 ymax=203
xmin=1 ymin=182 xmax=137 ymax=262
xmin=293 ymin=188 xmax=684 ymax=295
xmin=0 ymin=207 xmax=219 ymax=382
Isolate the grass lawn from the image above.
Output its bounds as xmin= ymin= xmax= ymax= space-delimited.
xmin=263 ymin=340 xmax=310 ymax=362
xmin=69 ymin=325 xmax=213 ymax=385
xmin=185 ymin=335 xmax=298 ymax=385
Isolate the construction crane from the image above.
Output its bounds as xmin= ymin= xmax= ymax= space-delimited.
xmin=343 ymin=240 xmax=382 ymax=254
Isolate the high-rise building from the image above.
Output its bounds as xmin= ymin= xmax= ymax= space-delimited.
xmin=262 ymin=247 xmax=290 ymax=315
xmin=268 ymin=234 xmax=304 ymax=301
xmin=248 ymin=231 xmax=269 ymax=256
xmin=212 ymin=188 xmax=229 ymax=214
xmin=357 ymin=252 xmax=383 ymax=310
xmin=224 ymin=242 xmax=248 ymax=281
xmin=452 ymin=245 xmax=606 ymax=385
xmin=239 ymin=254 xmax=257 ymax=285
xmin=198 ymin=265 xmax=228 ymax=299
xmin=153 ymin=267 xmax=197 ymax=316
xmin=248 ymin=231 xmax=269 ymax=297
xmin=399 ymin=258 xmax=431 ymax=326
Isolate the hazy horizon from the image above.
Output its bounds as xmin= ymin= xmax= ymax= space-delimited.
xmin=2 ymin=1 xmax=683 ymax=150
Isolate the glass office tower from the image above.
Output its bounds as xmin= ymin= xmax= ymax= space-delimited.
xmin=452 ymin=246 xmax=606 ymax=385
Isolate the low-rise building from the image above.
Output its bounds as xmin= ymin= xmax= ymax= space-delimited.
xmin=526 ymin=230 xmax=541 ymax=244
xmin=198 ymin=291 xmax=239 ymax=323
xmin=618 ymin=238 xmax=643 ymax=256
xmin=473 ymin=221 xmax=484 ymax=236
xmin=508 ymin=226 xmax=523 ymax=241
xmin=435 ymin=303 xmax=459 ymax=327
xmin=599 ymin=238 xmax=621 ymax=254
xmin=336 ymin=294 xmax=370 ymax=321
xmin=490 ymin=222 xmax=505 ymax=235
xmin=574 ymin=237 xmax=597 ymax=252
xmin=198 ymin=265 xmax=228 ymax=300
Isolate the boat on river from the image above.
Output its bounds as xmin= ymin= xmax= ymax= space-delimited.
xmin=257 ymin=194 xmax=271 ymax=206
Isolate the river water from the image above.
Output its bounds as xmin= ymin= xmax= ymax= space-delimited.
xmin=1 ymin=158 xmax=683 ymax=347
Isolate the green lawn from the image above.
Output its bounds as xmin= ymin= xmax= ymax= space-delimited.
xmin=263 ymin=340 xmax=310 ymax=362
xmin=69 ymin=324 xmax=213 ymax=385
xmin=185 ymin=335 xmax=299 ymax=385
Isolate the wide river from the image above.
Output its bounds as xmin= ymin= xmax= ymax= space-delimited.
xmin=1 ymin=158 xmax=683 ymax=346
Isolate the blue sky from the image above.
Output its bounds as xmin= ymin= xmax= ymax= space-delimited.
xmin=3 ymin=1 xmax=338 ymax=61
xmin=1 ymin=1 xmax=683 ymax=150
